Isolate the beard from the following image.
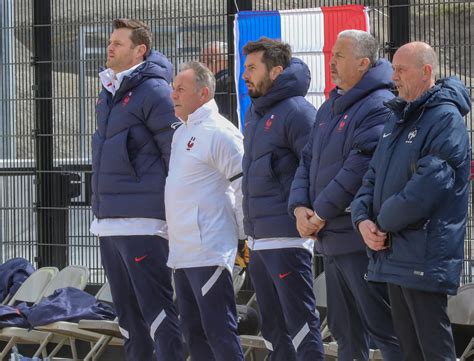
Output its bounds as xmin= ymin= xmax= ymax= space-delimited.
xmin=247 ymin=74 xmax=273 ymax=98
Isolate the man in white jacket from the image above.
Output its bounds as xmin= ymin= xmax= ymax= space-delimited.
xmin=166 ymin=61 xmax=245 ymax=361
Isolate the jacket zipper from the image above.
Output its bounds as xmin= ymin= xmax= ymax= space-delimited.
xmin=95 ymin=92 xmax=113 ymax=216
xmin=243 ymin=109 xmax=260 ymax=238
xmin=376 ymin=110 xmax=425 ymax=210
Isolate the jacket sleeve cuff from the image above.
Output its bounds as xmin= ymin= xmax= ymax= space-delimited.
xmin=354 ymin=219 xmax=367 ymax=233
xmin=312 ymin=210 xmax=325 ymax=222
xmin=351 ymin=214 xmax=369 ymax=232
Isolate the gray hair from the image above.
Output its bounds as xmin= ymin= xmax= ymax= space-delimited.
xmin=179 ymin=61 xmax=216 ymax=99
xmin=204 ymin=41 xmax=228 ymax=54
xmin=338 ymin=30 xmax=379 ymax=66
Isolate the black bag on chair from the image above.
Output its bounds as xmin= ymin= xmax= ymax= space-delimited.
xmin=236 ymin=304 xmax=260 ymax=336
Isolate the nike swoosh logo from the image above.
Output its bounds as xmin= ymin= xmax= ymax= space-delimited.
xmin=134 ymin=255 xmax=148 ymax=262
xmin=382 ymin=133 xmax=391 ymax=138
xmin=279 ymin=272 xmax=292 ymax=279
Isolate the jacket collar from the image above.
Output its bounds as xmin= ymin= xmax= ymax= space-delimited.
xmin=99 ymin=62 xmax=144 ymax=96
xmin=385 ymin=84 xmax=439 ymax=124
xmin=385 ymin=76 xmax=472 ymax=123
xmin=330 ymin=59 xmax=394 ymax=115
xmin=251 ymin=58 xmax=311 ymax=115
xmin=98 ymin=50 xmax=174 ymax=99
xmin=184 ymin=99 xmax=219 ymax=127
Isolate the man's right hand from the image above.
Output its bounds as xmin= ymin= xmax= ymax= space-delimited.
xmin=294 ymin=206 xmax=319 ymax=238
xmin=358 ymin=219 xmax=388 ymax=251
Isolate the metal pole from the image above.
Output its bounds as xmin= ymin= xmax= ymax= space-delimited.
xmin=388 ymin=0 xmax=410 ymax=60
xmin=227 ymin=0 xmax=252 ymax=61
xmin=227 ymin=0 xmax=251 ymax=127
xmin=0 ymin=0 xmax=16 ymax=160
xmin=78 ymin=26 xmax=87 ymax=161
xmin=34 ymin=0 xmax=67 ymax=268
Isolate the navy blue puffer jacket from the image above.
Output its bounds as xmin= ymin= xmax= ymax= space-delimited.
xmin=92 ymin=51 xmax=177 ymax=220
xmin=351 ymin=77 xmax=471 ymax=295
xmin=288 ymin=59 xmax=394 ymax=255
xmin=242 ymin=58 xmax=316 ymax=238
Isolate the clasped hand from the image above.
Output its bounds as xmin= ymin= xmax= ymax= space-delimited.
xmin=294 ymin=206 xmax=325 ymax=240
xmin=358 ymin=219 xmax=389 ymax=251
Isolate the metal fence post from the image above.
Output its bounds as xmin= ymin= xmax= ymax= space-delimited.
xmin=227 ymin=0 xmax=252 ymax=127
xmin=388 ymin=0 xmax=410 ymax=60
xmin=227 ymin=0 xmax=252 ymax=58
xmin=33 ymin=0 xmax=68 ymax=269
xmin=0 ymin=0 xmax=16 ymax=160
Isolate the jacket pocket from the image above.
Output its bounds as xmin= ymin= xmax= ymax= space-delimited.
xmin=248 ymin=152 xmax=282 ymax=197
xmin=166 ymin=203 xmax=202 ymax=245
xmin=388 ymin=222 xmax=428 ymax=265
xmin=100 ymin=128 xmax=137 ymax=178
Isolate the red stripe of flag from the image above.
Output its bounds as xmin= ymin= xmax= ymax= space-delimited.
xmin=321 ymin=5 xmax=369 ymax=99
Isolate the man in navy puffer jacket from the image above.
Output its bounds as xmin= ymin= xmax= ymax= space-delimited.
xmin=242 ymin=37 xmax=324 ymax=361
xmin=289 ymin=30 xmax=401 ymax=361
xmin=352 ymin=42 xmax=471 ymax=361
xmin=90 ymin=19 xmax=183 ymax=360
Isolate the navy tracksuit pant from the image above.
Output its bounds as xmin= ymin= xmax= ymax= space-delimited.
xmin=248 ymin=248 xmax=324 ymax=361
xmin=324 ymin=251 xmax=401 ymax=361
xmin=173 ymin=266 xmax=244 ymax=361
xmin=100 ymin=235 xmax=184 ymax=361
xmin=387 ymin=283 xmax=456 ymax=361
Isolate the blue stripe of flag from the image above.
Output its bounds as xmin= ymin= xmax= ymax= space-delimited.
xmin=236 ymin=10 xmax=281 ymax=130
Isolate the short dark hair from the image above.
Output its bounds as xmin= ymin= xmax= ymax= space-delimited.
xmin=243 ymin=37 xmax=292 ymax=70
xmin=112 ymin=18 xmax=152 ymax=56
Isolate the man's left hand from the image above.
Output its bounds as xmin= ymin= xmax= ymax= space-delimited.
xmin=309 ymin=214 xmax=326 ymax=235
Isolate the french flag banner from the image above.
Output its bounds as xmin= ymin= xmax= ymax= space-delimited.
xmin=234 ymin=5 xmax=370 ymax=129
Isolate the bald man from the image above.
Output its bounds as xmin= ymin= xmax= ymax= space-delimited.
xmin=201 ymin=42 xmax=238 ymax=125
xmin=352 ymin=41 xmax=471 ymax=360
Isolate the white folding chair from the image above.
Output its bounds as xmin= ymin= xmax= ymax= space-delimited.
xmin=313 ymin=271 xmax=330 ymax=340
xmin=0 ymin=265 xmax=89 ymax=360
xmin=6 ymin=267 xmax=59 ymax=307
xmin=448 ymin=283 xmax=474 ymax=360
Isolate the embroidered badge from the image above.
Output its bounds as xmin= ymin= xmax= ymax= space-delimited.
xmin=337 ymin=120 xmax=346 ymax=132
xmin=186 ymin=136 xmax=196 ymax=151
xmin=122 ymin=91 xmax=132 ymax=106
xmin=406 ymin=128 xmax=417 ymax=143
xmin=264 ymin=115 xmax=275 ymax=132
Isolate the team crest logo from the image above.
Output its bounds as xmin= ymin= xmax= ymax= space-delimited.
xmin=264 ymin=115 xmax=275 ymax=132
xmin=122 ymin=91 xmax=132 ymax=106
xmin=186 ymin=136 xmax=196 ymax=150
xmin=406 ymin=128 xmax=417 ymax=143
xmin=337 ymin=120 xmax=346 ymax=132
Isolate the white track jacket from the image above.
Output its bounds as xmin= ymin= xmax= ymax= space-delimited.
xmin=165 ymin=100 xmax=245 ymax=272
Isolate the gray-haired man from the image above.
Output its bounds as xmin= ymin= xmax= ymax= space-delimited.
xmin=289 ymin=30 xmax=401 ymax=361
xmin=201 ymin=41 xmax=238 ymax=124
xmin=166 ymin=61 xmax=245 ymax=361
